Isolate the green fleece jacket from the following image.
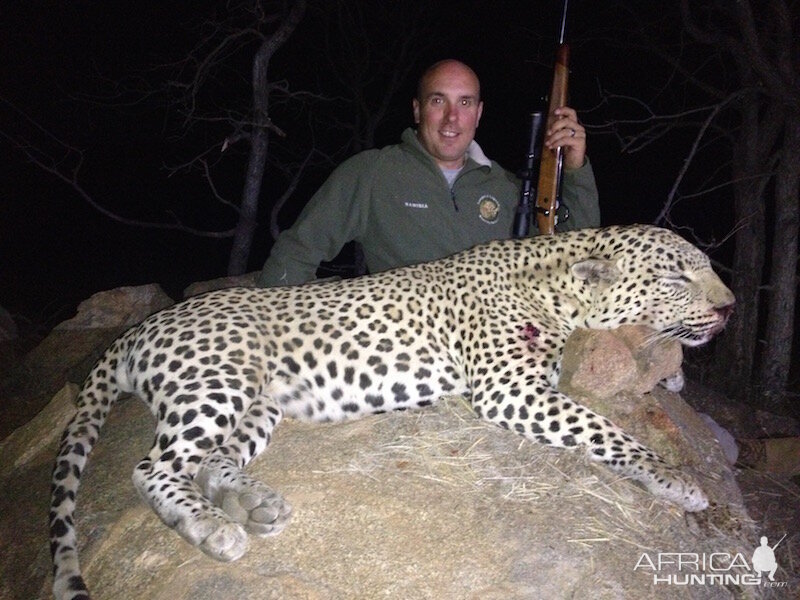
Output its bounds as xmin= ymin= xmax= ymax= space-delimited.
xmin=258 ymin=127 xmax=600 ymax=287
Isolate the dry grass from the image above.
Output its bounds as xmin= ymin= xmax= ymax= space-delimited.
xmin=303 ymin=393 xmax=777 ymax=597
xmin=311 ymin=395 xmax=776 ymax=580
xmin=313 ymin=395 xmax=670 ymax=540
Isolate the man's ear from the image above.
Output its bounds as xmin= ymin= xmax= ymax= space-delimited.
xmin=570 ymin=258 xmax=620 ymax=285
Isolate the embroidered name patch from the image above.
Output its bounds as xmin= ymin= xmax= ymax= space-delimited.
xmin=404 ymin=201 xmax=429 ymax=209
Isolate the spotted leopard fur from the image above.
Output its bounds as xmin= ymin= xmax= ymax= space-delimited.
xmin=50 ymin=224 xmax=734 ymax=599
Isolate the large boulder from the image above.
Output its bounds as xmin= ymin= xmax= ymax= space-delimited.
xmin=1 ymin=322 xmax=766 ymax=599
xmin=0 ymin=285 xmax=174 ymax=440
xmin=54 ymin=284 xmax=174 ymax=331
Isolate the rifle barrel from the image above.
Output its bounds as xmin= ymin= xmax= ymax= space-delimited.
xmin=558 ymin=0 xmax=570 ymax=44
xmin=772 ymin=533 xmax=787 ymax=550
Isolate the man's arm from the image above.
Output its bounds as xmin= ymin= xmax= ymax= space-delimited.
xmin=538 ymin=106 xmax=600 ymax=232
xmin=257 ymin=153 xmax=374 ymax=287
xmin=558 ymin=157 xmax=600 ymax=231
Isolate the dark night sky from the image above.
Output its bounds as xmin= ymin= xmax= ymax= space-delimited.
xmin=0 ymin=2 xmax=731 ymax=330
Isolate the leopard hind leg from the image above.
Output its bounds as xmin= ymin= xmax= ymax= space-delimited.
xmin=194 ymin=392 xmax=292 ymax=537
xmin=132 ymin=454 xmax=248 ymax=561
xmin=131 ymin=389 xmax=285 ymax=561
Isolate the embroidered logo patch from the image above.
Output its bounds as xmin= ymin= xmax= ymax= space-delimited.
xmin=477 ymin=195 xmax=500 ymax=224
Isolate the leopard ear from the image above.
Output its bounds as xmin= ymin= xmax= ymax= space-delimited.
xmin=571 ymin=259 xmax=620 ymax=285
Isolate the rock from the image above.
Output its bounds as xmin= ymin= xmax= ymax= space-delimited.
xmin=558 ymin=325 xmax=683 ymax=398
xmin=737 ymin=437 xmax=800 ymax=477
xmin=558 ymin=326 xmax=738 ymax=489
xmin=0 ymin=383 xmax=79 ymax=479
xmin=1 ymin=328 xmax=126 ymax=440
xmin=183 ymin=272 xmax=259 ymax=299
xmin=55 ymin=284 xmax=174 ymax=330
xmin=11 ymin=393 xmax=757 ymax=600
xmin=682 ymin=379 xmax=800 ymax=439
xmin=699 ymin=413 xmax=740 ymax=464
xmin=0 ymin=285 xmax=174 ymax=440
xmin=1 ymin=323 xmax=763 ymax=600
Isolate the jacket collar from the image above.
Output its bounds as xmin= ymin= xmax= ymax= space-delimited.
xmin=465 ymin=139 xmax=492 ymax=168
xmin=402 ymin=127 xmax=493 ymax=170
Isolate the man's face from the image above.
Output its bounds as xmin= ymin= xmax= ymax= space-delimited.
xmin=413 ymin=62 xmax=484 ymax=169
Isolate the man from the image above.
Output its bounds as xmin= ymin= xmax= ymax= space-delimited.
xmin=258 ymin=59 xmax=600 ymax=287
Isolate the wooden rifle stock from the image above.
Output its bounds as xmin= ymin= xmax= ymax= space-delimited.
xmin=535 ymin=43 xmax=569 ymax=235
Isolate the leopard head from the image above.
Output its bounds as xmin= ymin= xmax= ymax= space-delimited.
xmin=572 ymin=225 xmax=735 ymax=346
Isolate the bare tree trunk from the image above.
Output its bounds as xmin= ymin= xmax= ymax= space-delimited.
xmin=228 ymin=0 xmax=306 ymax=275
xmin=230 ymin=127 xmax=270 ymax=275
xmin=760 ymin=111 xmax=800 ymax=410
xmin=709 ymin=94 xmax=767 ymax=400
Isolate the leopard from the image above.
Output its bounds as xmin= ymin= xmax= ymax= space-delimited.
xmin=49 ymin=224 xmax=735 ymax=600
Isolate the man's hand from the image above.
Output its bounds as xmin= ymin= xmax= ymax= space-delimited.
xmin=544 ymin=106 xmax=586 ymax=170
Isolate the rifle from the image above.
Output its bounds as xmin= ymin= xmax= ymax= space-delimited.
xmin=771 ymin=533 xmax=787 ymax=550
xmin=512 ymin=111 xmax=544 ymax=239
xmin=534 ymin=0 xmax=570 ymax=236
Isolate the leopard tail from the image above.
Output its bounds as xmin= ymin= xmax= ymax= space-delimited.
xmin=49 ymin=327 xmax=137 ymax=600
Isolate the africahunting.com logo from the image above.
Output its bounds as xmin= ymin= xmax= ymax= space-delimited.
xmin=633 ymin=534 xmax=788 ymax=589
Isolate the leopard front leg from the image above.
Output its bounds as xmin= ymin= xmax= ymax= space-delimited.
xmin=470 ymin=376 xmax=708 ymax=512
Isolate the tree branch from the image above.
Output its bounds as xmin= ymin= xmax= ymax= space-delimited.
xmin=655 ymin=90 xmax=745 ymax=224
xmin=1 ymin=96 xmax=236 ymax=238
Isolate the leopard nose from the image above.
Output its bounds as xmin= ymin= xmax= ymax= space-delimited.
xmin=715 ymin=303 xmax=735 ymax=320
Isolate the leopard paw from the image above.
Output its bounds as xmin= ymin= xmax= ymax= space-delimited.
xmin=644 ymin=466 xmax=708 ymax=512
xmin=219 ymin=485 xmax=293 ymax=536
